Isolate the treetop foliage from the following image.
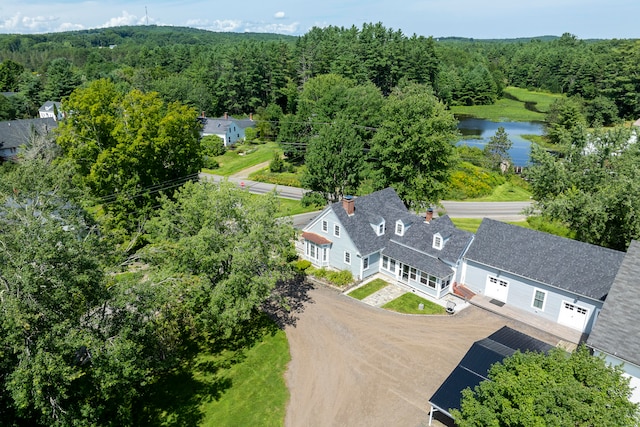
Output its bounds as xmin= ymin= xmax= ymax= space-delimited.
xmin=453 ymin=345 xmax=640 ymax=426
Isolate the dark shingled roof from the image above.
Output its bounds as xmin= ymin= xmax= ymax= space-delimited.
xmin=0 ymin=118 xmax=58 ymax=151
xmin=588 ymin=240 xmax=640 ymax=367
xmin=464 ymin=218 xmax=625 ymax=301
xmin=382 ymin=215 xmax=474 ymax=278
xmin=429 ymin=326 xmax=554 ymax=418
xmin=327 ymin=189 xmax=474 ymax=277
xmin=329 ymin=187 xmax=407 ymax=256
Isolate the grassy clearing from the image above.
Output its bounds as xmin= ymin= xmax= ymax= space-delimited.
xmin=503 ymin=87 xmax=563 ymax=114
xmin=450 ymin=218 xmax=484 ymax=233
xmin=382 ymin=293 xmax=446 ymax=315
xmin=451 ymin=87 xmax=562 ymax=122
xmin=141 ymin=316 xmax=289 ymax=427
xmin=275 ymin=197 xmax=324 ymax=217
xmin=465 ymin=181 xmax=532 ymax=202
xmin=348 ymin=278 xmax=389 ymax=300
xmin=204 ymin=143 xmax=278 ymax=176
xmin=249 ymin=168 xmax=303 ymax=188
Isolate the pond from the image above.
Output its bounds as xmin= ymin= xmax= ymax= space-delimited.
xmin=456 ymin=117 xmax=545 ymax=166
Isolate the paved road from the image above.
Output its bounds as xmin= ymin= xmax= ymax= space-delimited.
xmin=440 ymin=200 xmax=532 ymax=221
xmin=199 ymin=172 xmax=533 ymax=222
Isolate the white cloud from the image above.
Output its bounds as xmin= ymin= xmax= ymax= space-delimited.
xmin=0 ymin=13 xmax=62 ymax=33
xmin=186 ymin=19 xmax=243 ymax=32
xmin=274 ymin=11 xmax=286 ymax=19
xmin=244 ymin=22 xmax=299 ymax=34
xmin=100 ymin=11 xmax=144 ymax=28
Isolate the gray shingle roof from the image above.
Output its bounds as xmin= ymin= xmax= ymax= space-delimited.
xmin=0 ymin=118 xmax=58 ymax=151
xmin=329 ymin=187 xmax=408 ymax=255
xmin=464 ymin=218 xmax=625 ymax=301
xmin=588 ymin=240 xmax=640 ymax=367
xmin=328 ymin=188 xmax=473 ymax=277
xmin=200 ymin=115 xmax=255 ymax=135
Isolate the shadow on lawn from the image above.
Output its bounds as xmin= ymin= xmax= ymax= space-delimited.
xmin=263 ymin=273 xmax=315 ymax=328
xmin=138 ymin=315 xmax=283 ymax=426
xmin=137 ymin=366 xmax=232 ymax=427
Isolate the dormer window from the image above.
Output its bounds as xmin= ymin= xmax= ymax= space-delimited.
xmin=395 ymin=220 xmax=404 ymax=236
xmin=433 ymin=233 xmax=443 ymax=250
xmin=375 ymin=220 xmax=385 ymax=236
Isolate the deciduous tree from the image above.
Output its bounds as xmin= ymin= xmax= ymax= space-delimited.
xmin=370 ymin=83 xmax=458 ymax=208
xmin=302 ymin=116 xmax=365 ymax=202
xmin=453 ymin=346 xmax=639 ymax=427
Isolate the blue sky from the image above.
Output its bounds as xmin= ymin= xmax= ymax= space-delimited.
xmin=1 ymin=0 xmax=639 ymax=39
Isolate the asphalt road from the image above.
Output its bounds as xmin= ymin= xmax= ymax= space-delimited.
xmin=199 ymin=172 xmax=533 ymax=224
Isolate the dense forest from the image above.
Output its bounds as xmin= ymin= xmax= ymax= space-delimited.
xmin=1 ymin=24 xmax=639 ymax=123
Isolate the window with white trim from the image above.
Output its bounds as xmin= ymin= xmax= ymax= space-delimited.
xmin=532 ymin=289 xmax=547 ymax=310
xmin=377 ymin=222 xmax=385 ymax=236
xmin=334 ymin=224 xmax=341 ymax=237
xmin=382 ymin=255 xmax=389 ymax=270
xmin=322 ymin=220 xmax=328 ymax=233
xmin=363 ymin=256 xmax=369 ymax=270
xmin=409 ymin=267 xmax=417 ymax=281
xmin=433 ymin=233 xmax=443 ymax=250
xmin=395 ymin=220 xmax=404 ymax=236
xmin=344 ymin=251 xmax=351 ymax=264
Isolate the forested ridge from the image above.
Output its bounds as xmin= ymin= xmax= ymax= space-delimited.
xmin=1 ymin=24 xmax=639 ymax=121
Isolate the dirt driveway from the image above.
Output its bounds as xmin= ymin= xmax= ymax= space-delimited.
xmin=283 ymin=284 xmax=561 ymax=427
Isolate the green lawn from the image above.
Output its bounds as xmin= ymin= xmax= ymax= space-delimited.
xmin=502 ymin=86 xmax=563 ymax=114
xmin=348 ymin=278 xmax=389 ymax=300
xmin=382 ymin=293 xmax=446 ymax=315
xmin=451 ymin=87 xmax=562 ymax=122
xmin=204 ymin=142 xmax=278 ymax=176
xmin=465 ymin=182 xmax=532 ymax=202
xmin=275 ymin=197 xmax=325 ymax=217
xmin=141 ymin=316 xmax=289 ymax=427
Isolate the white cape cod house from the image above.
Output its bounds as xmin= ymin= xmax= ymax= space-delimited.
xmin=300 ymin=188 xmax=474 ymax=299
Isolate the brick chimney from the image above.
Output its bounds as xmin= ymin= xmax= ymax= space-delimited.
xmin=343 ymin=195 xmax=355 ymax=216
xmin=249 ymin=113 xmax=253 ymax=121
xmin=224 ymin=112 xmax=228 ymax=120
xmin=201 ymin=111 xmax=205 ymax=118
xmin=425 ymin=208 xmax=434 ymax=223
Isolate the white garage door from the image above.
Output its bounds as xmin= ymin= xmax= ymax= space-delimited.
xmin=558 ymin=301 xmax=589 ymax=330
xmin=485 ymin=276 xmax=509 ymax=302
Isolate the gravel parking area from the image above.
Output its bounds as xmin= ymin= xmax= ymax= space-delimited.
xmin=284 ymin=284 xmax=561 ymax=427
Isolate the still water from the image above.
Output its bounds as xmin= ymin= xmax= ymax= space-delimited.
xmin=456 ymin=117 xmax=545 ymax=166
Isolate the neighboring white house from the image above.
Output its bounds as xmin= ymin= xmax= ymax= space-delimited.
xmin=460 ymin=218 xmax=625 ymax=335
xmin=587 ymin=239 xmax=640 ymax=404
xmin=38 ymin=101 xmax=63 ymax=121
xmin=200 ymin=112 xmax=255 ymax=147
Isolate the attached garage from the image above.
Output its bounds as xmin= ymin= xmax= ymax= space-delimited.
xmin=485 ymin=276 xmax=508 ymax=303
xmin=557 ymin=301 xmax=589 ymax=330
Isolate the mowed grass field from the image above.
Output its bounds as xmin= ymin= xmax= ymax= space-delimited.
xmin=451 ymin=86 xmax=563 ymax=122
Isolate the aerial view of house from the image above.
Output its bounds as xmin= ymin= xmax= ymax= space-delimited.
xmin=300 ymin=187 xmax=474 ymax=299
xmin=199 ymin=112 xmax=255 ymax=147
